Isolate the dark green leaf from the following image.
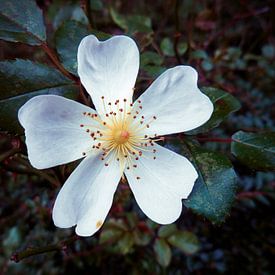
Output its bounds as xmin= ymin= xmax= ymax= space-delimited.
xmin=55 ymin=20 xmax=111 ymax=75
xmin=160 ymin=38 xmax=174 ymax=57
xmin=187 ymin=87 xmax=241 ymax=135
xmin=141 ymin=51 xmax=164 ymax=67
xmin=0 ymin=0 xmax=46 ymax=45
xmin=110 ymin=8 xmax=152 ymax=34
xmin=158 ymin=224 xmax=177 ymax=238
xmin=167 ymin=231 xmax=200 ymax=254
xmin=182 ymin=140 xmax=238 ymax=223
xmin=0 ymin=59 xmax=77 ymax=134
xmin=115 ymin=232 xmax=134 ymax=255
xmin=47 ymin=2 xmax=88 ymax=30
xmin=231 ymin=131 xmax=275 ymax=171
xmin=90 ymin=0 xmax=104 ymax=11
xmin=55 ymin=20 xmax=89 ymax=75
xmin=133 ymin=229 xmax=151 ymax=246
xmin=153 ymin=238 xmax=172 ymax=267
xmin=99 ymin=228 xmax=123 ymax=244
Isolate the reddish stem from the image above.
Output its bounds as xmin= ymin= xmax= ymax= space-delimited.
xmin=40 ymin=43 xmax=79 ymax=83
xmin=196 ymin=137 xmax=233 ymax=143
xmin=237 ymin=191 xmax=267 ymax=199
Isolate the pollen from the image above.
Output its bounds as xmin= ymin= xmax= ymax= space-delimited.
xmin=79 ymin=97 xmax=160 ymax=174
xmin=96 ymin=220 xmax=103 ymax=228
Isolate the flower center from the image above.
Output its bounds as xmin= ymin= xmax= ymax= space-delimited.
xmin=80 ymin=97 xmax=162 ymax=177
xmin=113 ymin=129 xmax=130 ymax=144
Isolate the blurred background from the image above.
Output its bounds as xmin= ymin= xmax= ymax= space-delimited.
xmin=0 ymin=0 xmax=274 ymax=274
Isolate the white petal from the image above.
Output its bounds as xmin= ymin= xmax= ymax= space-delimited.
xmin=53 ymin=152 xmax=121 ymax=237
xmin=18 ymin=95 xmax=98 ymax=169
xmin=125 ymin=144 xmax=197 ymax=224
xmin=135 ymin=66 xmax=213 ymax=136
xmin=77 ymin=35 xmax=139 ymax=115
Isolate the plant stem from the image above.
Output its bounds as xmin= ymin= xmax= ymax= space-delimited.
xmin=196 ymin=137 xmax=233 ymax=143
xmin=40 ymin=43 xmax=79 ymax=83
xmin=10 ymin=236 xmax=79 ymax=262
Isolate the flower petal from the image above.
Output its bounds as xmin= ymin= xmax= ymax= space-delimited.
xmin=18 ymin=95 xmax=97 ymax=169
xmin=52 ymin=152 xmax=121 ymax=237
xmin=125 ymin=144 xmax=197 ymax=224
xmin=77 ymin=35 xmax=139 ymax=115
xmin=135 ymin=66 xmax=213 ymax=136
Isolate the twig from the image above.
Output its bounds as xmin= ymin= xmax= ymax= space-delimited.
xmin=81 ymin=0 xmax=95 ymax=29
xmin=13 ymin=156 xmax=60 ymax=187
xmin=10 ymin=236 xmax=79 ymax=263
xmin=237 ymin=191 xmax=268 ymax=200
xmin=40 ymin=43 xmax=79 ymax=83
xmin=0 ymin=148 xmax=21 ymax=162
xmin=196 ymin=137 xmax=233 ymax=143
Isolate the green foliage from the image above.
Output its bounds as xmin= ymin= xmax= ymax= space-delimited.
xmin=153 ymin=238 xmax=171 ymax=267
xmin=182 ymin=140 xmax=238 ymax=223
xmin=0 ymin=0 xmax=274 ymax=274
xmin=187 ymin=87 xmax=241 ymax=135
xmin=110 ymin=8 xmax=153 ymax=35
xmin=55 ymin=20 xmax=89 ymax=74
xmin=0 ymin=0 xmax=46 ymax=45
xmin=47 ymin=0 xmax=89 ymax=30
xmin=55 ymin=20 xmax=110 ymax=75
xmin=231 ymin=131 xmax=275 ymax=171
xmin=167 ymin=231 xmax=200 ymax=254
xmin=140 ymin=51 xmax=166 ymax=77
xmin=0 ymin=59 xmax=77 ymax=134
xmin=160 ymin=37 xmax=188 ymax=57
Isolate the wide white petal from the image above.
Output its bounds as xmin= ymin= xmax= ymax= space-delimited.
xmin=52 ymin=152 xmax=121 ymax=237
xmin=125 ymin=144 xmax=197 ymax=224
xmin=135 ymin=66 xmax=213 ymax=136
xmin=18 ymin=95 xmax=98 ymax=169
xmin=77 ymin=35 xmax=139 ymax=115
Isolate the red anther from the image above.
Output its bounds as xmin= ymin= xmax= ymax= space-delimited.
xmin=138 ymin=100 xmax=141 ymax=103
xmin=139 ymin=106 xmax=142 ymax=109
xmin=146 ymin=124 xmax=150 ymax=128
xmin=133 ymin=164 xmax=137 ymax=168
xmin=153 ymin=116 xmax=157 ymax=119
xmin=86 ymin=129 xmax=90 ymax=132
xmin=83 ymin=112 xmax=86 ymax=115
xmin=141 ymin=116 xmax=144 ymax=119
xmin=105 ymin=163 xmax=109 ymax=166
xmin=80 ymin=124 xmax=84 ymax=127
xmin=119 ymin=108 xmax=123 ymax=112
xmin=135 ymin=157 xmax=139 ymax=160
xmin=136 ymin=176 xmax=141 ymax=180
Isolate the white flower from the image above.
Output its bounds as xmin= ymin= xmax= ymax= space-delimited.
xmin=18 ymin=35 xmax=213 ymax=237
